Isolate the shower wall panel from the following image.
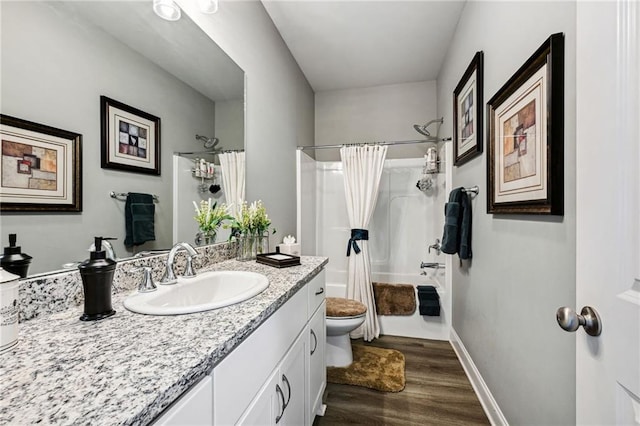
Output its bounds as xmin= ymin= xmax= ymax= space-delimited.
xmin=316 ymin=158 xmax=450 ymax=340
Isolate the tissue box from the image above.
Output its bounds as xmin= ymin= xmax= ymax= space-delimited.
xmin=278 ymin=243 xmax=301 ymax=256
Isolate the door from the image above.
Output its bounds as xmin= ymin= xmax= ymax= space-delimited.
xmin=279 ymin=331 xmax=307 ymax=425
xmin=236 ymin=369 xmax=279 ymax=426
xmin=575 ymin=1 xmax=640 ymax=424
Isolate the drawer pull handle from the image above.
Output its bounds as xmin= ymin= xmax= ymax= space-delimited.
xmin=282 ymin=374 xmax=292 ymax=410
xmin=275 ymin=384 xmax=285 ymax=423
xmin=310 ymin=329 xmax=318 ymax=355
xmin=315 ymin=288 xmax=324 ymax=295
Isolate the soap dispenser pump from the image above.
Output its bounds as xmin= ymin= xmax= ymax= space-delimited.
xmin=78 ymin=237 xmax=116 ymax=321
xmin=0 ymin=234 xmax=32 ymax=278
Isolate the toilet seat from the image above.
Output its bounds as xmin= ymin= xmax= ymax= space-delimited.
xmin=326 ymin=297 xmax=367 ymax=318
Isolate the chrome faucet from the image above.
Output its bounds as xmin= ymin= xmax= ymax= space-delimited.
xmin=420 ymin=262 xmax=443 ymax=269
xmin=160 ymin=242 xmax=199 ymax=284
xmin=420 ymin=261 xmax=445 ymax=275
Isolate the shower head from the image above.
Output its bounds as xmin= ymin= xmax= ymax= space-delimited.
xmin=413 ymin=118 xmax=444 ymax=138
xmin=195 ymin=134 xmax=220 ymax=149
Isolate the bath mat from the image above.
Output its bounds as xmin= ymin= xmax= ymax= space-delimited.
xmin=372 ymin=282 xmax=416 ymax=315
xmin=327 ymin=344 xmax=406 ymax=392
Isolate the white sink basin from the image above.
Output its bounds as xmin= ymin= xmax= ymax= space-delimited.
xmin=123 ymin=270 xmax=269 ymax=315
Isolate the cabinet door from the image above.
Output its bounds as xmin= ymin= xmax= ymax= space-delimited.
xmin=279 ymin=331 xmax=307 ymax=426
xmin=237 ymin=369 xmax=280 ymax=426
xmin=153 ymin=377 xmax=212 ymax=426
xmin=307 ymin=301 xmax=326 ymax=426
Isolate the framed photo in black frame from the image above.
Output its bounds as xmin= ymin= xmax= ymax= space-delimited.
xmin=453 ymin=51 xmax=483 ymax=166
xmin=101 ymin=96 xmax=161 ymax=175
xmin=0 ymin=114 xmax=82 ymax=212
xmin=486 ymin=33 xmax=564 ymax=215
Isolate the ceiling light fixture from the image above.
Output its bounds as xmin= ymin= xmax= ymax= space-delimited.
xmin=198 ymin=0 xmax=219 ymax=14
xmin=153 ymin=0 xmax=181 ymax=21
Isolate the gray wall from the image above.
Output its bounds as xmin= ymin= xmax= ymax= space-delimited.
xmin=436 ymin=2 xmax=576 ymax=424
xmin=314 ymin=81 xmax=437 ymax=161
xmin=177 ymin=0 xmax=315 ymax=247
xmin=0 ymin=2 xmax=217 ymax=273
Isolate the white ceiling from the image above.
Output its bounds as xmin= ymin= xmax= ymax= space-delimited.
xmin=49 ymin=1 xmax=244 ymax=102
xmin=262 ymin=0 xmax=466 ymax=92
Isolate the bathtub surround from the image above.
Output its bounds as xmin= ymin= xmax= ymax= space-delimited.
xmin=436 ymin=1 xmax=577 ymax=424
xmin=314 ymin=158 xmax=449 ymax=341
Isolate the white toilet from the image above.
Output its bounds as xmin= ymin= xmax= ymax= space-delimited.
xmin=325 ymin=297 xmax=367 ymax=367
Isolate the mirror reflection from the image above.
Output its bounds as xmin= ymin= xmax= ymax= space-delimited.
xmin=0 ymin=1 xmax=245 ymax=276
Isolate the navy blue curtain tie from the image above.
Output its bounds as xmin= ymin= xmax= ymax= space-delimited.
xmin=347 ymin=229 xmax=369 ymax=256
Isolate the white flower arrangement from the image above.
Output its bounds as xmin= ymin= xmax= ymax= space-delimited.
xmin=193 ymin=198 xmax=233 ymax=234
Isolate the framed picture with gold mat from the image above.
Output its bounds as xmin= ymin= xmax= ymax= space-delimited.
xmin=0 ymin=114 xmax=82 ymax=212
xmin=487 ymin=33 xmax=564 ymax=215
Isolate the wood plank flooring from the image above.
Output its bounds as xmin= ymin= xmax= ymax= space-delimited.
xmin=315 ymin=335 xmax=489 ymax=425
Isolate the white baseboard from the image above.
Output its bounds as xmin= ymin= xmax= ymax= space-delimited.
xmin=450 ymin=328 xmax=509 ymax=426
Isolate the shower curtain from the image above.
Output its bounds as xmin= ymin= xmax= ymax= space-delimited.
xmin=340 ymin=145 xmax=388 ymax=341
xmin=219 ymin=151 xmax=245 ymax=219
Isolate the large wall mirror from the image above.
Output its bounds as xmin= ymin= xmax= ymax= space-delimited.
xmin=0 ymin=1 xmax=245 ymax=276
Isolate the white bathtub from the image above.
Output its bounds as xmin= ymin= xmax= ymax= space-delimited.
xmin=324 ymin=269 xmax=449 ymax=341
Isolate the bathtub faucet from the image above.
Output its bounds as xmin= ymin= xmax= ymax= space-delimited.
xmin=420 ymin=262 xmax=445 ymax=275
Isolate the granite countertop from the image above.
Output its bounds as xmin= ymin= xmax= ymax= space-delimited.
xmin=0 ymin=256 xmax=328 ymax=426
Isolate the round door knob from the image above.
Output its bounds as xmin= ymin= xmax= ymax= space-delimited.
xmin=556 ymin=306 xmax=602 ymax=336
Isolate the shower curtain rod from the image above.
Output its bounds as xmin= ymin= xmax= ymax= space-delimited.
xmin=296 ymin=137 xmax=451 ymax=151
xmin=174 ymin=149 xmax=244 ymax=156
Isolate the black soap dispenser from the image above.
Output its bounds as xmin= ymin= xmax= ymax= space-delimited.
xmin=0 ymin=234 xmax=32 ymax=278
xmin=78 ymin=237 xmax=116 ymax=321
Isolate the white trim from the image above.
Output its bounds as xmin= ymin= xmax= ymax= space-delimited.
xmin=450 ymin=328 xmax=508 ymax=426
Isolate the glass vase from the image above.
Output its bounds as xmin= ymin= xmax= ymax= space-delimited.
xmin=236 ymin=232 xmax=269 ymax=261
xmin=195 ymin=229 xmax=217 ymax=246
xmin=256 ymin=232 xmax=269 ymax=255
xmin=237 ymin=233 xmax=256 ymax=261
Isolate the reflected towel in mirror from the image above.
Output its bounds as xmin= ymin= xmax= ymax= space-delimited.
xmin=124 ymin=193 xmax=155 ymax=247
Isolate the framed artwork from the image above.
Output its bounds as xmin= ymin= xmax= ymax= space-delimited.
xmin=100 ymin=96 xmax=161 ymax=175
xmin=454 ymin=51 xmax=484 ymax=166
xmin=487 ymin=33 xmax=564 ymax=215
xmin=0 ymin=114 xmax=82 ymax=212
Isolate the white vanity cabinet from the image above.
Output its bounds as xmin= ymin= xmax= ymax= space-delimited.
xmin=212 ymin=269 xmax=326 ymax=426
xmin=153 ymin=269 xmax=326 ymax=425
xmin=238 ymin=330 xmax=307 ymax=425
xmin=307 ymin=300 xmax=326 ymax=425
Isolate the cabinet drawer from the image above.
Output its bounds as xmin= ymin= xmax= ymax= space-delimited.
xmin=212 ymin=287 xmax=307 ymax=426
xmin=307 ymin=269 xmax=326 ymax=316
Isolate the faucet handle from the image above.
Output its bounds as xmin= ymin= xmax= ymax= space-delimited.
xmin=182 ymin=255 xmax=198 ymax=279
xmin=428 ymin=238 xmax=441 ymax=255
xmin=132 ymin=266 xmax=157 ymax=293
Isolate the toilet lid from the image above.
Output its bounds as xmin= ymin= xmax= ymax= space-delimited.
xmin=326 ymin=297 xmax=367 ymax=318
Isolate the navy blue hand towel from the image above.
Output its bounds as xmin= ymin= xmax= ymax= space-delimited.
xmin=441 ymin=187 xmax=472 ymax=260
xmin=417 ymin=285 xmax=440 ymax=316
xmin=124 ymin=193 xmax=155 ymax=247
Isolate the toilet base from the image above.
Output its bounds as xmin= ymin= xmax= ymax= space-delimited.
xmin=326 ymin=333 xmax=355 ymax=367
